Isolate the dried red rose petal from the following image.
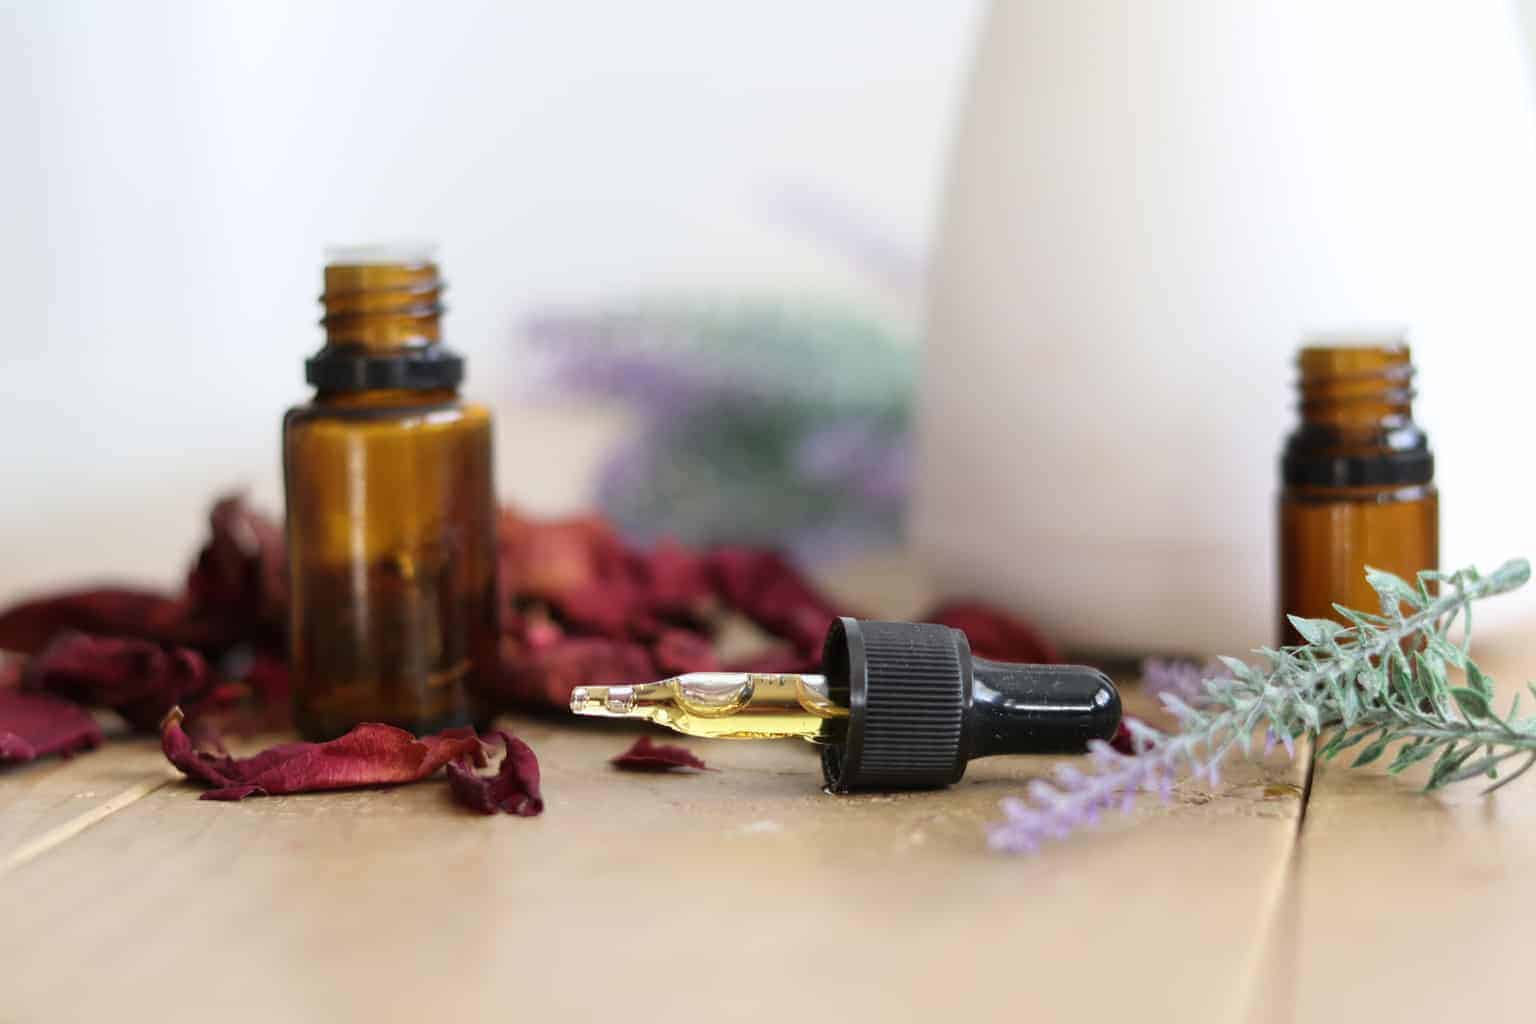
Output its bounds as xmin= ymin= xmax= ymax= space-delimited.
xmin=185 ymin=494 xmax=287 ymax=643
xmin=160 ymin=707 xmax=488 ymax=801
xmin=706 ymin=548 xmax=845 ymax=655
xmin=518 ymin=610 xmax=564 ymax=650
xmin=1109 ymin=721 xmax=1136 ymax=755
xmin=498 ymin=510 xmax=629 ymax=601
xmin=447 ymin=730 xmax=543 ymax=816
xmin=650 ymin=629 xmax=718 ymax=676
xmin=723 ymin=647 xmax=822 ymax=673
xmin=611 ymin=735 xmax=712 ymax=772
xmin=189 ymin=652 xmax=294 ymax=738
xmin=923 ymin=601 xmax=1062 ymax=664
xmin=494 ymin=636 xmax=654 ymax=709
xmin=629 ymin=539 xmax=713 ymax=620
xmin=549 ymin=580 xmax=654 ymax=640
xmin=25 ymin=632 xmax=217 ymax=732
xmin=0 ymin=688 xmax=104 ymax=764
xmin=0 ymin=587 xmax=197 ymax=656
xmin=239 ymin=651 xmax=292 ymax=707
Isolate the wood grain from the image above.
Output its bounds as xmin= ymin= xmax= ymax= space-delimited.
xmin=0 ymin=683 xmax=1304 ymax=1024
xmin=0 ymin=723 xmax=176 ymax=872
xmin=1282 ymin=634 xmax=1536 ymax=1023
xmin=39 ymin=553 xmax=1522 ymax=1022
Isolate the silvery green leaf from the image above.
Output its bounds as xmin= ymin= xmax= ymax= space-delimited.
xmin=1428 ymin=743 xmax=1469 ymax=789
xmin=1340 ymin=683 xmax=1361 ymax=727
xmin=1387 ymin=741 xmax=1438 ymax=774
xmin=1295 ymin=700 xmax=1321 ymax=733
xmin=1466 ymin=662 xmax=1494 ymax=701
xmin=1287 ymin=616 xmax=1343 ymax=645
xmin=1444 ymin=753 xmax=1513 ymax=785
xmin=1450 ymin=687 xmax=1493 ymax=722
xmin=1358 ymin=661 xmax=1386 ymax=689
xmin=1352 ymin=735 xmax=1392 ymax=767
xmin=1320 ymin=671 xmax=1343 ymax=705
xmin=1365 ymin=566 xmax=1422 ymax=611
xmin=1325 ymin=726 xmax=1377 ymax=757
xmin=1254 ymin=646 xmax=1285 ymax=671
xmin=1318 ymin=728 xmax=1344 ymax=757
xmin=1332 ymin=603 xmax=1388 ymax=628
xmin=1425 ymin=632 xmax=1467 ymax=670
xmin=1321 ymin=725 xmax=1361 ymax=758
xmin=1482 ymin=751 xmax=1536 ymax=795
xmin=1158 ymin=693 xmax=1196 ymax=719
xmin=1388 ymin=654 xmax=1415 ymax=701
xmin=1216 ymin=655 xmax=1254 ymax=681
xmin=1415 ymin=652 xmax=1451 ymax=716
xmin=1489 ymin=558 xmax=1532 ymax=591
xmin=991 ymin=557 xmax=1536 ymax=855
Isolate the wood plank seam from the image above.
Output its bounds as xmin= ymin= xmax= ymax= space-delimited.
xmin=0 ymin=779 xmax=170 ymax=877
xmin=1237 ymin=736 xmax=1319 ymax=1024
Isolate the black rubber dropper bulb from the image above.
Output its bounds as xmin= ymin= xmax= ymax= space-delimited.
xmin=818 ymin=617 xmax=1121 ymax=792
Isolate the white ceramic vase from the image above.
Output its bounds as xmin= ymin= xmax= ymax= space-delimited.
xmin=915 ymin=0 xmax=1536 ymax=654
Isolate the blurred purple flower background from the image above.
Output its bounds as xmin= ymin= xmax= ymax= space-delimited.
xmin=523 ymin=187 xmax=919 ymax=561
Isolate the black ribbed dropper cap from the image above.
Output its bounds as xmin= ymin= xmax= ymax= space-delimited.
xmin=818 ymin=617 xmax=1121 ymax=793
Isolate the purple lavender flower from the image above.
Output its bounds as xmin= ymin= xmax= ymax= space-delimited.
xmin=1140 ymin=657 xmax=1231 ymax=705
xmin=520 ymin=298 xmax=915 ymax=560
xmin=986 ymin=719 xmax=1178 ymax=854
xmin=792 ymin=423 xmax=911 ymax=503
xmin=989 ymin=656 xmax=1303 ymax=853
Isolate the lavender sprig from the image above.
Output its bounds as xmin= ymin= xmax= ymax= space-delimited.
xmin=990 ymin=719 xmax=1174 ymax=852
xmin=989 ymin=558 xmax=1533 ymax=854
xmin=1140 ymin=657 xmax=1228 ymax=705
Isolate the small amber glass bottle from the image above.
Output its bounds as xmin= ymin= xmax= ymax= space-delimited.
xmin=1278 ymin=342 xmax=1438 ymax=644
xmin=284 ymin=249 xmax=497 ymax=739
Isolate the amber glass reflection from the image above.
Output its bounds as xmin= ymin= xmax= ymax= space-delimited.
xmin=284 ymin=258 xmax=496 ymax=739
xmin=1278 ymin=344 xmax=1437 ymax=644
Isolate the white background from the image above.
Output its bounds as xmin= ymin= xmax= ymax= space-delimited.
xmin=0 ymin=0 xmax=982 ymax=597
xmin=8 ymin=1 xmax=1536 ymax=629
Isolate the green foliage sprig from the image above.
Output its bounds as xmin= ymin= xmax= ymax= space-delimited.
xmin=989 ymin=558 xmax=1533 ymax=853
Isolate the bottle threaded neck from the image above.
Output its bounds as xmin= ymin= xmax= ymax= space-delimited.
xmin=1296 ymin=342 xmax=1416 ymax=429
xmin=306 ymin=251 xmax=463 ymax=394
xmin=1282 ymin=340 xmax=1431 ymax=489
xmin=320 ymin=259 xmax=444 ymax=351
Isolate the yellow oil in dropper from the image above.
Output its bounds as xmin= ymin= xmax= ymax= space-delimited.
xmin=571 ymin=672 xmax=848 ymax=742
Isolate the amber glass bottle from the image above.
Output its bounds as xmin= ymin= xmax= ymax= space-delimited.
xmin=1278 ymin=343 xmax=1437 ymax=644
xmin=284 ymin=250 xmax=497 ymax=739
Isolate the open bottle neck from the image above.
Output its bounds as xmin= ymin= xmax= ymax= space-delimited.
xmin=306 ymin=257 xmax=464 ymax=394
xmin=1283 ymin=343 xmax=1432 ymax=489
xmin=320 ymin=259 xmax=444 ymax=352
xmin=1295 ymin=343 xmax=1416 ymax=430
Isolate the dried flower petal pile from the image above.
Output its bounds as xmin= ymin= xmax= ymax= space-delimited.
xmin=0 ymin=682 xmax=103 ymax=764
xmin=25 ymin=632 xmax=219 ymax=732
xmin=2 ymin=492 xmax=1057 ymax=819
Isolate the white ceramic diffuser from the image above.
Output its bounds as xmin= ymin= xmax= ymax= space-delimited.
xmin=915 ymin=0 xmax=1536 ymax=654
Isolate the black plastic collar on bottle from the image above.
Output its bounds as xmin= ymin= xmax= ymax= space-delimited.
xmin=305 ymin=345 xmax=464 ymax=393
xmin=1281 ymin=449 xmax=1434 ymax=488
xmin=1282 ymin=420 xmax=1434 ymax=488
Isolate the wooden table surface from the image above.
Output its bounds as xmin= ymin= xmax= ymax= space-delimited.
xmin=2 ymin=560 xmax=1532 ymax=1023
